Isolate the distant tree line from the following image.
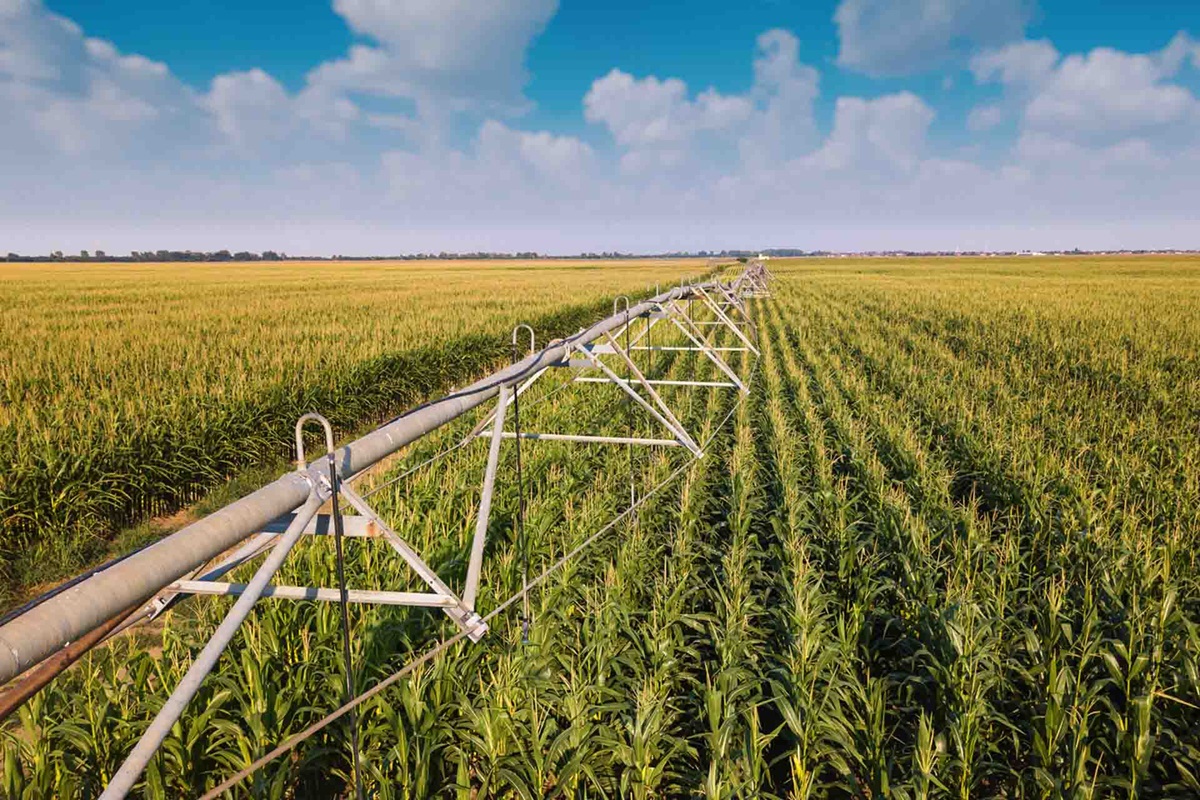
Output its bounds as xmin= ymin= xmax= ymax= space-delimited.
xmin=1 ymin=250 xmax=551 ymax=263
xmin=2 ymin=250 xmax=289 ymax=263
xmin=5 ymin=247 xmax=1195 ymax=264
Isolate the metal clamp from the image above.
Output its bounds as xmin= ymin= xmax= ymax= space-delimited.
xmin=295 ymin=412 xmax=335 ymax=472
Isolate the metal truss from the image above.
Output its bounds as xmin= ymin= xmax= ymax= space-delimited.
xmin=71 ymin=262 xmax=773 ymax=798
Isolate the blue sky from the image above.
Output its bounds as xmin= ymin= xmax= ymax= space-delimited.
xmin=4 ymin=0 xmax=1200 ymax=253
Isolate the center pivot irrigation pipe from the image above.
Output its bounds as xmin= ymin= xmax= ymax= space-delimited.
xmin=0 ymin=264 xmax=766 ymax=686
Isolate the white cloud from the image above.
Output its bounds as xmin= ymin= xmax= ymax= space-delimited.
xmin=1015 ymin=133 xmax=1171 ymax=171
xmin=204 ymin=69 xmax=360 ymax=151
xmin=974 ymin=34 xmax=1200 ymax=151
xmin=584 ymin=70 xmax=754 ymax=172
xmin=585 ymin=30 xmax=818 ymax=173
xmin=476 ymin=120 xmax=596 ymax=186
xmin=205 ymin=69 xmax=293 ymax=148
xmin=970 ymin=39 xmax=1059 ymax=86
xmin=801 ymin=92 xmax=935 ymax=173
xmin=311 ymin=0 xmax=556 ymax=117
xmin=378 ymin=120 xmax=600 ymax=230
xmin=584 ymin=72 xmax=751 ymax=147
xmin=2 ymin=1 xmax=1200 ymax=255
xmin=835 ymin=0 xmax=1030 ymax=76
xmin=740 ymin=29 xmax=821 ymax=165
xmin=1025 ymin=47 xmax=1196 ymax=143
xmin=0 ymin=0 xmax=556 ymax=161
xmin=0 ymin=0 xmax=198 ymax=157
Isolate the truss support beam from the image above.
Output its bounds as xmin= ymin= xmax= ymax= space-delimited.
xmin=696 ymin=286 xmax=759 ymax=356
xmin=716 ymin=282 xmax=755 ymax=329
xmin=337 ymin=484 xmax=486 ymax=641
xmin=601 ymin=331 xmax=697 ymax=453
xmin=463 ymin=384 xmax=508 ymax=611
xmin=574 ymin=377 xmax=737 ymax=389
xmin=478 ymin=431 xmax=683 ymax=447
xmin=100 ymin=491 xmax=325 ymax=800
xmin=169 ymin=582 xmax=457 ymax=607
xmin=261 ymin=513 xmax=379 ymax=537
xmin=660 ymin=301 xmax=748 ymax=395
xmin=572 ymin=343 xmax=703 ymax=457
xmin=630 ymin=346 xmax=748 ymax=352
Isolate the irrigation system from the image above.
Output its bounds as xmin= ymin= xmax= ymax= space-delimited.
xmin=0 ymin=260 xmax=773 ymax=797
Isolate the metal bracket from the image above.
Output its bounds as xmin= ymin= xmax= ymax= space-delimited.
xmin=171 ymin=415 xmax=490 ymax=643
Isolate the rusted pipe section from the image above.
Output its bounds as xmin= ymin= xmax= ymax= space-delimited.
xmin=0 ymin=600 xmax=141 ymax=724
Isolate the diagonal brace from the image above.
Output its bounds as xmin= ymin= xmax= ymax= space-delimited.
xmin=716 ymin=282 xmax=755 ymax=329
xmin=337 ymin=483 xmax=487 ymax=640
xmin=601 ymin=331 xmax=698 ymax=452
xmin=696 ymin=286 xmax=759 ymax=355
xmin=661 ymin=301 xmax=748 ymax=395
xmin=463 ymin=384 xmax=507 ymax=610
xmin=572 ymin=343 xmax=704 ymax=457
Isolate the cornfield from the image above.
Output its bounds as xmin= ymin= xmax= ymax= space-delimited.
xmin=0 ymin=258 xmax=708 ymax=600
xmin=3 ymin=255 xmax=1200 ymax=798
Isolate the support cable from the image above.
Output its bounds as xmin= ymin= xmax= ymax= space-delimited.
xmin=327 ymin=448 xmax=364 ymax=800
xmin=619 ymin=301 xmax=635 ymax=514
xmin=511 ymin=335 xmax=530 ymax=645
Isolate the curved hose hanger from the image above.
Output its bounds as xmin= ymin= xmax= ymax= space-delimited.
xmin=294 ymin=412 xmax=335 ymax=473
xmin=512 ymin=323 xmax=535 ymax=355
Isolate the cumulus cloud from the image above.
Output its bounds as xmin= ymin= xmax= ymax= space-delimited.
xmin=379 ymin=120 xmax=599 ymax=228
xmin=584 ymin=71 xmax=750 ymax=149
xmin=739 ymin=29 xmax=821 ymax=165
xmin=0 ymin=0 xmax=198 ymax=158
xmin=310 ymin=0 xmax=556 ymax=118
xmin=0 ymin=0 xmax=558 ymax=161
xmin=585 ymin=30 xmax=818 ymax=173
xmin=1025 ymin=47 xmax=1196 ymax=144
xmin=476 ymin=120 xmax=596 ymax=186
xmin=973 ymin=34 xmax=1200 ymax=154
xmin=2 ymin=0 xmax=1200 ymax=254
xmin=204 ymin=70 xmax=360 ymax=151
xmin=205 ymin=69 xmax=294 ymax=148
xmin=970 ymin=39 xmax=1059 ymax=86
xmin=835 ymin=0 xmax=1031 ymax=76
xmin=801 ymin=92 xmax=935 ymax=173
